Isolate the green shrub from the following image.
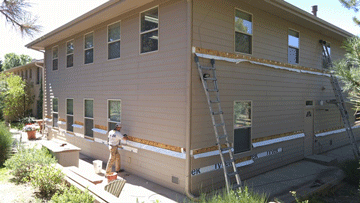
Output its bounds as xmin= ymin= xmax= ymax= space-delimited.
xmin=339 ymin=159 xmax=360 ymax=186
xmin=51 ymin=185 xmax=95 ymax=203
xmin=188 ymin=186 xmax=268 ymax=203
xmin=0 ymin=122 xmax=13 ymax=166
xmin=30 ymin=165 xmax=65 ymax=198
xmin=4 ymin=147 xmax=56 ymax=183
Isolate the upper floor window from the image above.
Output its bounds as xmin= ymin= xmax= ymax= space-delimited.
xmin=108 ymin=100 xmax=121 ymax=130
xmin=108 ymin=22 xmax=121 ymax=59
xmin=84 ymin=99 xmax=94 ymax=137
xmin=25 ymin=69 xmax=28 ymax=79
xmin=66 ymin=40 xmax=74 ymax=68
xmin=84 ymin=33 xmax=94 ymax=64
xmin=234 ymin=101 xmax=252 ymax=154
xmin=235 ymin=9 xmax=252 ymax=54
xmin=36 ymin=67 xmax=40 ymax=84
xmin=66 ymin=98 xmax=74 ymax=132
xmin=288 ymin=29 xmax=299 ymax=64
xmin=29 ymin=69 xmax=32 ymax=79
xmin=52 ymin=46 xmax=58 ymax=70
xmin=140 ymin=7 xmax=159 ymax=54
xmin=52 ymin=98 xmax=58 ymax=128
xmin=322 ymin=42 xmax=331 ymax=69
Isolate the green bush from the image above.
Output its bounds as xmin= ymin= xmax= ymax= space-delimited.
xmin=0 ymin=122 xmax=13 ymax=166
xmin=339 ymin=159 xmax=360 ymax=186
xmin=188 ymin=186 xmax=268 ymax=203
xmin=4 ymin=147 xmax=56 ymax=183
xmin=30 ymin=165 xmax=65 ymax=198
xmin=51 ymin=185 xmax=95 ymax=203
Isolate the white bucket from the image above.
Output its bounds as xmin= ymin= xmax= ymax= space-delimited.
xmin=93 ymin=160 xmax=103 ymax=174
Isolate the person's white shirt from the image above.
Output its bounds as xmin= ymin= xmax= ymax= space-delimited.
xmin=108 ymin=130 xmax=124 ymax=146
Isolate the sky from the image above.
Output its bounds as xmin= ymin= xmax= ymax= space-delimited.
xmin=0 ymin=0 xmax=360 ymax=61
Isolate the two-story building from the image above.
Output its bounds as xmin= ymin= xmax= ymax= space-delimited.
xmin=26 ymin=0 xmax=359 ymax=196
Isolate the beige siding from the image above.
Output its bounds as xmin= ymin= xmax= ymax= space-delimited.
xmin=44 ymin=0 xmax=188 ymax=193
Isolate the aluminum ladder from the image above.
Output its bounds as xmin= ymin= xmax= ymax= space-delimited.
xmin=194 ymin=55 xmax=241 ymax=192
xmin=320 ymin=40 xmax=360 ymax=159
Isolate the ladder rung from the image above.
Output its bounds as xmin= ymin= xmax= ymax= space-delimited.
xmin=225 ymin=159 xmax=235 ymax=165
xmin=204 ymin=77 xmax=217 ymax=81
xmin=220 ymin=147 xmax=232 ymax=152
xmin=212 ymin=111 xmax=223 ymax=115
xmin=207 ymin=89 xmax=218 ymax=92
xmin=227 ymin=172 xmax=238 ymax=177
xmin=233 ymin=184 xmax=242 ymax=190
xmin=210 ymin=100 xmax=220 ymax=103
xmin=201 ymin=66 xmax=215 ymax=70
xmin=217 ymin=134 xmax=227 ymax=139
xmin=214 ymin=123 xmax=225 ymax=127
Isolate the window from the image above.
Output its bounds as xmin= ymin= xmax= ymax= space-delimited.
xmin=235 ymin=9 xmax=252 ymax=54
xmin=108 ymin=22 xmax=121 ymax=59
xmin=29 ymin=69 xmax=32 ymax=79
xmin=322 ymin=42 xmax=331 ymax=69
xmin=140 ymin=7 xmax=158 ymax=53
xmin=288 ymin=29 xmax=299 ymax=64
xmin=52 ymin=98 xmax=58 ymax=127
xmin=21 ymin=71 xmax=23 ymax=79
xmin=108 ymin=100 xmax=121 ymax=130
xmin=66 ymin=40 xmax=74 ymax=68
xmin=52 ymin=46 xmax=59 ymax=70
xmin=84 ymin=99 xmax=93 ymax=137
xmin=36 ymin=67 xmax=40 ymax=84
xmin=66 ymin=99 xmax=74 ymax=132
xmin=234 ymin=101 xmax=252 ymax=154
xmin=25 ymin=69 xmax=28 ymax=79
xmin=84 ymin=33 xmax=94 ymax=64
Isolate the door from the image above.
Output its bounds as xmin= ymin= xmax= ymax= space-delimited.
xmin=304 ymin=108 xmax=314 ymax=156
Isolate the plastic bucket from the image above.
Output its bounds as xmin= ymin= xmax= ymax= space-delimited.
xmin=106 ymin=172 xmax=118 ymax=183
xmin=93 ymin=160 xmax=103 ymax=174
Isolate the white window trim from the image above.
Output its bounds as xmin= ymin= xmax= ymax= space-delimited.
xmin=66 ymin=39 xmax=75 ymax=68
xmin=288 ymin=28 xmax=300 ymax=65
xmin=107 ymin=99 xmax=122 ymax=130
xmin=52 ymin=97 xmax=59 ymax=128
xmin=234 ymin=8 xmax=253 ymax=55
xmin=52 ymin=46 xmax=59 ymax=71
xmin=84 ymin=98 xmax=94 ymax=138
xmin=66 ymin=98 xmax=74 ymax=132
xmin=233 ymin=100 xmax=252 ymax=154
xmin=139 ymin=6 xmax=159 ymax=55
xmin=107 ymin=21 xmax=121 ymax=60
xmin=84 ymin=32 xmax=94 ymax=65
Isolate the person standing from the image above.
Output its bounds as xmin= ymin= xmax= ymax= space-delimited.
xmin=106 ymin=122 xmax=128 ymax=175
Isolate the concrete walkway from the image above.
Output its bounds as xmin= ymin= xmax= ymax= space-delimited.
xmin=11 ymin=129 xmax=358 ymax=202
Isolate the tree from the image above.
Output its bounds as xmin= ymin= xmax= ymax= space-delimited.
xmin=0 ymin=0 xmax=41 ymax=37
xmin=339 ymin=0 xmax=360 ymax=25
xmin=0 ymin=60 xmax=2 ymax=72
xmin=332 ymin=36 xmax=360 ymax=111
xmin=2 ymin=53 xmax=32 ymax=70
xmin=0 ymin=72 xmax=34 ymax=122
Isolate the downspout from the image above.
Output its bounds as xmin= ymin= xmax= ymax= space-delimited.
xmin=34 ymin=56 xmax=45 ymax=134
xmin=185 ymin=0 xmax=198 ymax=200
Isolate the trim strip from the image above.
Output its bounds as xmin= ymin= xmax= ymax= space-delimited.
xmin=315 ymin=125 xmax=360 ymax=137
xmin=252 ymin=133 xmax=305 ymax=148
xmin=45 ymin=118 xmax=52 ymax=122
xmin=92 ymin=128 xmax=107 ymax=134
xmin=72 ymin=124 xmax=83 ymax=129
xmin=57 ymin=121 xmax=66 ymax=125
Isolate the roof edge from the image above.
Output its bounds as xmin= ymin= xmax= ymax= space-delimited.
xmin=2 ymin=59 xmax=44 ymax=73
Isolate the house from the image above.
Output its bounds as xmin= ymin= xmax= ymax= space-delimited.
xmin=3 ymin=60 xmax=43 ymax=119
xmin=26 ymin=0 xmax=359 ymax=196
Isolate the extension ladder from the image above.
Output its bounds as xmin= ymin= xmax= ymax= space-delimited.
xmin=194 ymin=55 xmax=241 ymax=192
xmin=320 ymin=40 xmax=360 ymax=159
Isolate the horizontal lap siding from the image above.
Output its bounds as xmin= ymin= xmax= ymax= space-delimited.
xmin=44 ymin=0 xmax=187 ymax=194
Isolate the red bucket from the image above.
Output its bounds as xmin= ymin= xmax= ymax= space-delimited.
xmin=106 ymin=172 xmax=117 ymax=183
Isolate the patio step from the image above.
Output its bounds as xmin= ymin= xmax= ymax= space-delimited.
xmin=305 ymin=155 xmax=338 ymax=166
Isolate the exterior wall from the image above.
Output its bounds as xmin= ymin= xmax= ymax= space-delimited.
xmin=43 ymin=0 xmax=188 ymax=193
xmin=5 ymin=64 xmax=42 ymax=118
xmin=190 ymin=0 xmax=353 ymax=194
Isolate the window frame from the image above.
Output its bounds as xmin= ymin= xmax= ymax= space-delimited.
xmin=84 ymin=32 xmax=94 ymax=65
xmin=288 ymin=28 xmax=300 ymax=65
xmin=139 ymin=6 xmax=159 ymax=55
xmin=234 ymin=8 xmax=253 ymax=55
xmin=52 ymin=97 xmax=59 ymax=128
xmin=107 ymin=21 xmax=121 ymax=60
xmin=66 ymin=98 xmax=74 ymax=132
xmin=66 ymin=39 xmax=75 ymax=68
xmin=107 ymin=99 xmax=121 ymax=131
xmin=84 ymin=98 xmax=94 ymax=138
xmin=322 ymin=41 xmax=331 ymax=69
xmin=36 ymin=67 xmax=40 ymax=84
xmin=29 ymin=68 xmax=32 ymax=79
xmin=52 ymin=46 xmax=59 ymax=71
xmin=233 ymin=100 xmax=252 ymax=154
